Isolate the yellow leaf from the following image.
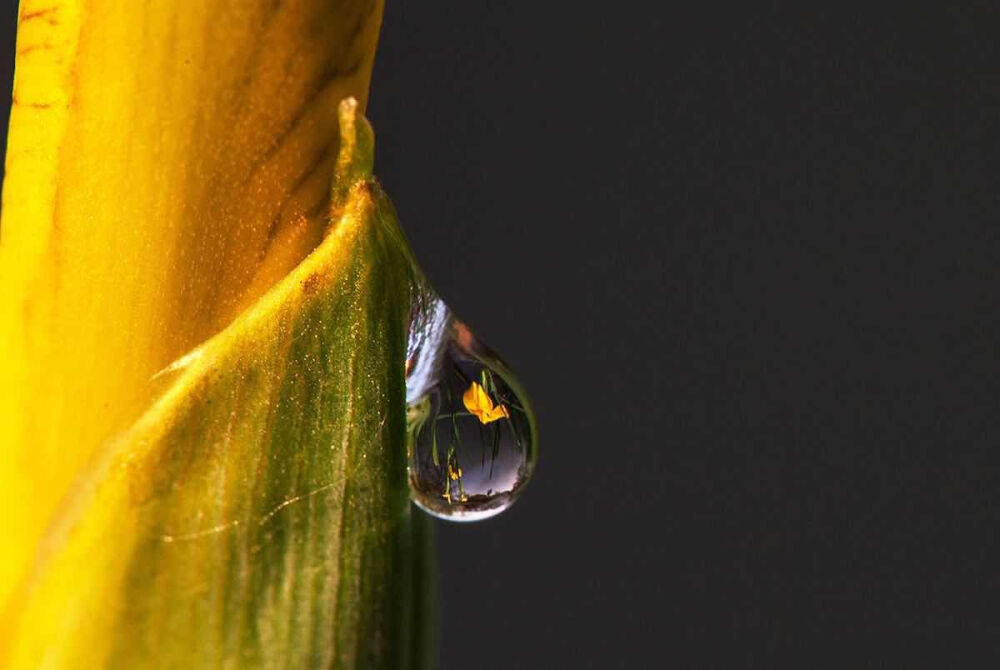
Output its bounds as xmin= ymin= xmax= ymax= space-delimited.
xmin=0 ymin=2 xmax=437 ymax=668
xmin=0 ymin=0 xmax=383 ymax=609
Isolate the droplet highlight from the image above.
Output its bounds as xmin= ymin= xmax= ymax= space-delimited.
xmin=405 ymin=292 xmax=537 ymax=522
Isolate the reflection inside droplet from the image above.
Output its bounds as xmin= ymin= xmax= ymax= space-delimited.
xmin=405 ymin=295 xmax=537 ymax=522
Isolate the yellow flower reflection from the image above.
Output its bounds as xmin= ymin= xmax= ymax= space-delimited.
xmin=462 ymin=381 xmax=510 ymax=424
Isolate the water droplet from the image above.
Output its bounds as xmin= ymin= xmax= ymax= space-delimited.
xmin=405 ymin=290 xmax=537 ymax=522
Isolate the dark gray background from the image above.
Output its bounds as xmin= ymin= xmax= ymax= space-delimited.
xmin=4 ymin=4 xmax=1000 ymax=669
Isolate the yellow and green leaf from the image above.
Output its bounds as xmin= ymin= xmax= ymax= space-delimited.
xmin=0 ymin=1 xmax=433 ymax=668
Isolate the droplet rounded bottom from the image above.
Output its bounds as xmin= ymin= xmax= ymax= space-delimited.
xmin=405 ymin=296 xmax=537 ymax=522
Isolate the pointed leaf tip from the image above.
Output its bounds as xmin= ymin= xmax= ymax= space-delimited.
xmin=333 ymin=97 xmax=376 ymax=211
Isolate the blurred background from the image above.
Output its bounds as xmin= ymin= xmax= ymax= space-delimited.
xmin=4 ymin=3 xmax=999 ymax=668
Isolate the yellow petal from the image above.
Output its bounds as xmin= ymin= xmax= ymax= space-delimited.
xmin=462 ymin=381 xmax=509 ymax=424
xmin=0 ymin=0 xmax=398 ymax=659
xmin=487 ymin=403 xmax=511 ymax=422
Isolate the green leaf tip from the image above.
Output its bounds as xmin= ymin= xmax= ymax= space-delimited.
xmin=332 ymin=97 xmax=376 ymax=213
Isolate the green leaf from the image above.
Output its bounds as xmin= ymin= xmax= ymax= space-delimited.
xmin=0 ymin=101 xmax=434 ymax=670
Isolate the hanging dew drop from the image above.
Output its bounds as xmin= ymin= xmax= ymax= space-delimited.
xmin=405 ymin=291 xmax=537 ymax=522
